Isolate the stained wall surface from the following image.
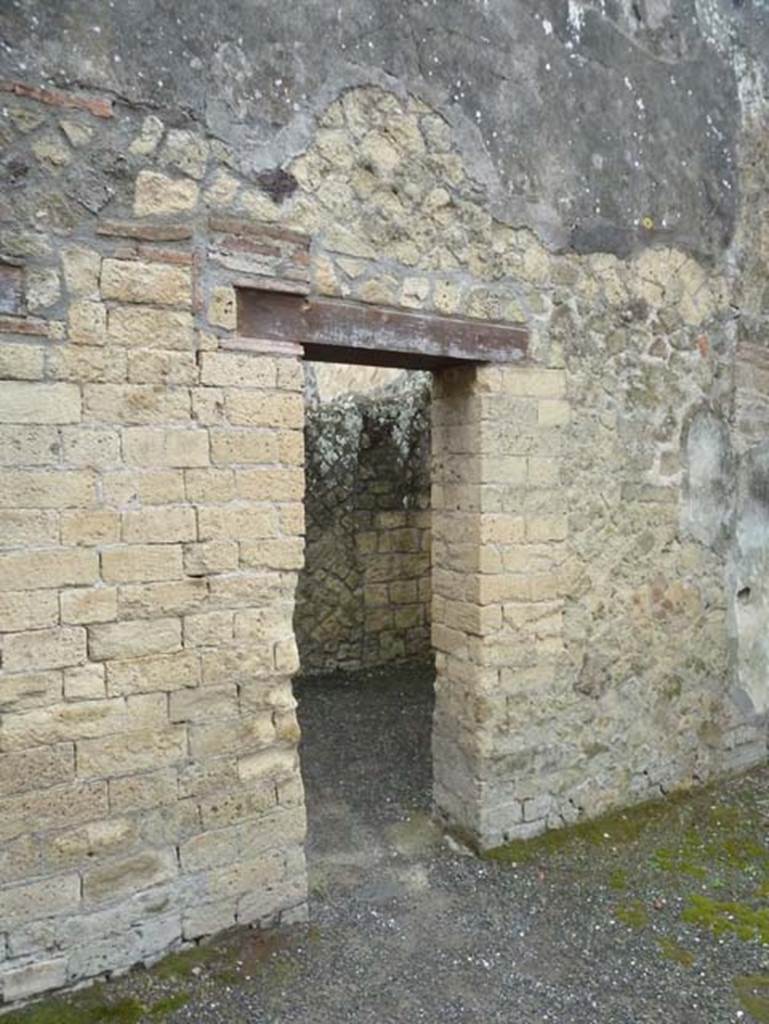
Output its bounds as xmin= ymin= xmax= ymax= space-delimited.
xmin=0 ymin=0 xmax=768 ymax=1004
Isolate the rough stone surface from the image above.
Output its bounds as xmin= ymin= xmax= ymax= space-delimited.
xmin=0 ymin=0 xmax=767 ymax=1005
xmin=295 ymin=371 xmax=431 ymax=675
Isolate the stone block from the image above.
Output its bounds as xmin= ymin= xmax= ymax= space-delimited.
xmin=83 ymin=384 xmax=191 ymax=425
xmin=537 ymin=399 xmax=570 ymax=427
xmin=0 ymin=548 xmax=98 ymax=591
xmin=205 ymin=848 xmax=284 ymax=902
xmin=1 ymin=957 xmax=69 ymax=1002
xmin=524 ymin=516 xmax=568 ymax=542
xmin=64 ymin=663 xmax=107 ymax=701
xmin=239 ymin=537 xmax=304 ymax=570
xmin=107 ymin=306 xmax=195 ymax=350
xmin=0 ymin=745 xmax=72 ymax=798
xmin=200 ymin=351 xmax=275 ymax=388
xmin=100 ymin=259 xmax=192 ymax=307
xmin=0 ymin=341 xmax=45 ymax=380
xmin=184 ymin=467 xmax=236 ymax=502
xmin=0 ymin=671 xmax=62 ymax=713
xmin=0 ymin=782 xmax=107 ymax=842
xmin=47 ymin=344 xmax=128 ymax=385
xmin=3 ymin=626 xmax=87 ymax=672
xmin=108 ymin=768 xmax=178 ymax=812
xmin=123 ymin=427 xmax=208 ymax=467
xmin=183 ymin=610 xmax=234 ymax=647
xmin=0 ymin=693 xmax=164 ymax=750
xmin=178 ymin=757 xmax=239 ymax=800
xmin=88 ymin=617 xmax=181 ymax=660
xmin=0 ymin=590 xmax=59 ymax=632
xmin=101 ymin=544 xmax=183 ymax=584
xmin=188 ymin=713 xmax=275 ymax=759
xmin=106 ymin=649 xmax=200 ymax=696
xmin=0 ymin=468 xmax=96 ymax=507
xmin=278 ymin=430 xmax=304 ymax=465
xmin=60 ymin=427 xmax=121 ymax=467
xmin=183 ymin=540 xmax=239 ymax=576
xmin=60 ymin=587 xmax=117 ymax=625
xmin=235 ymin=467 xmax=304 ymax=502
xmin=182 ymin=900 xmax=237 ymax=941
xmin=0 ymin=509 xmax=58 ymax=546
xmin=225 ymin=390 xmax=304 ymax=429
xmin=62 ymin=245 xmax=101 ymax=297
xmin=0 ymin=425 xmax=60 ymax=466
xmin=209 ymin=428 xmax=278 ymax=465
xmin=206 ymin=286 xmax=237 ymax=330
xmin=169 ymin=683 xmax=239 ymax=723
xmin=102 ymin=469 xmax=185 ymax=506
xmin=68 ymin=300 xmax=107 ymax=345
xmin=198 ymin=779 xmax=277 ymax=829
xmin=127 ymin=349 xmax=198 ymax=385
xmin=238 ymin=747 xmax=299 ymax=783
xmin=496 ymin=368 xmax=566 ymax=398
xmin=117 ymin=578 xmax=208 ymax=619
xmin=480 ymin=514 xmax=525 ymax=544
xmin=0 ymin=876 xmax=80 ymax=929
xmin=0 ymin=381 xmax=80 ymax=424
xmin=197 ymin=506 xmax=277 ymax=542
xmin=279 ymin=503 xmax=305 ymax=536
xmin=77 ymin=726 xmax=187 ymax=778
xmin=82 ymin=848 xmax=178 ymax=904
xmin=61 ymin=509 xmax=120 ymax=545
xmin=121 ymin=506 xmax=197 ymax=544
xmin=134 ymin=170 xmax=199 ymax=216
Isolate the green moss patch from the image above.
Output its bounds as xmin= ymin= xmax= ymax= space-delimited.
xmin=681 ymin=894 xmax=769 ymax=944
xmin=484 ymin=791 xmax=693 ymax=866
xmin=734 ymin=975 xmax=769 ymax=1022
xmin=657 ymin=937 xmax=695 ymax=968
xmin=2 ymin=993 xmax=144 ymax=1024
xmin=614 ymin=900 xmax=649 ymax=930
xmin=148 ymin=992 xmax=189 ymax=1019
xmin=152 ymin=945 xmax=221 ymax=981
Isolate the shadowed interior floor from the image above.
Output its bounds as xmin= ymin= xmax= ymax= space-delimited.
xmin=294 ymin=659 xmax=435 ymax=902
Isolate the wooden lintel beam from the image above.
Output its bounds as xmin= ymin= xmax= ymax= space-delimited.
xmin=236 ymin=288 xmax=528 ymax=368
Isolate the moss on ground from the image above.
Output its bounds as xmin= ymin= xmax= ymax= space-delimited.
xmin=735 ymin=975 xmax=769 ymax=1022
xmin=483 ymin=790 xmax=695 ymax=866
xmin=657 ymin=937 xmax=695 ymax=968
xmin=151 ymin=945 xmax=221 ymax=982
xmin=148 ymin=993 xmax=189 ymax=1018
xmin=614 ymin=900 xmax=649 ymax=930
xmin=484 ymin=775 xmax=769 ymax=1016
xmin=1 ymin=993 xmax=145 ymax=1024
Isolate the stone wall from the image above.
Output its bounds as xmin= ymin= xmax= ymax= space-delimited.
xmin=0 ymin=184 xmax=311 ymax=1000
xmin=0 ymin=0 xmax=768 ymax=1003
xmin=294 ymin=372 xmax=431 ymax=675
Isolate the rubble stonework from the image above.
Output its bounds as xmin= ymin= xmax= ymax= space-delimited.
xmin=0 ymin=0 xmax=768 ymax=1003
xmin=295 ymin=372 xmax=431 ymax=675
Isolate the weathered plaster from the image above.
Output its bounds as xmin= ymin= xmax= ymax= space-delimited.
xmin=2 ymin=1 xmax=767 ymax=257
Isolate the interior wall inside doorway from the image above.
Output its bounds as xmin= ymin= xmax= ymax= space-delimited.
xmin=294 ymin=366 xmax=432 ymax=676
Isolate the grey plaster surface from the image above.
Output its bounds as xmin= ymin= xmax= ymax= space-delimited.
xmin=3 ymin=1 xmax=769 ymax=257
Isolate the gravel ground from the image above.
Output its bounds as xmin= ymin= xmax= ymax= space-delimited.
xmin=9 ymin=660 xmax=769 ymax=1024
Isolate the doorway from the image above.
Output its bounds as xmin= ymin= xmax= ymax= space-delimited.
xmin=236 ymin=283 xmax=529 ymax=853
xmin=293 ymin=359 xmax=435 ymax=895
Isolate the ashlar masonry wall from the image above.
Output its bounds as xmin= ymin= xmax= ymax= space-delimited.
xmin=0 ymin=214 xmax=309 ymax=1002
xmin=0 ymin=68 xmax=765 ymax=1002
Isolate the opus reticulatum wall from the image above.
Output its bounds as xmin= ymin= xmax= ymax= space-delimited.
xmin=295 ymin=372 xmax=432 ymax=675
xmin=1 ymin=0 xmax=769 ymax=1004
